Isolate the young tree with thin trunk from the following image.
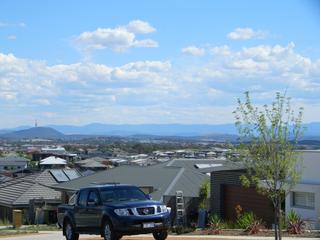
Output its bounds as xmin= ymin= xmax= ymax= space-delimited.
xmin=233 ymin=92 xmax=304 ymax=240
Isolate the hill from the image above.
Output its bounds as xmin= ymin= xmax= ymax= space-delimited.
xmin=0 ymin=122 xmax=319 ymax=142
xmin=0 ymin=127 xmax=65 ymax=140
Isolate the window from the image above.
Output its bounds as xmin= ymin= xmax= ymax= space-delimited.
xmin=100 ymin=187 xmax=147 ymax=203
xmin=88 ymin=191 xmax=100 ymax=205
xmin=78 ymin=190 xmax=88 ymax=207
xmin=68 ymin=192 xmax=77 ymax=205
xmin=292 ymin=191 xmax=315 ymax=209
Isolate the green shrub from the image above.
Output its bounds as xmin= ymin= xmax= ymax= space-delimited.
xmin=235 ymin=210 xmax=264 ymax=234
xmin=198 ymin=180 xmax=210 ymax=209
xmin=246 ymin=219 xmax=263 ymax=235
xmin=286 ymin=210 xmax=305 ymax=234
xmin=0 ymin=218 xmax=10 ymax=226
xmin=208 ymin=214 xmax=223 ymax=234
xmin=236 ymin=212 xmax=255 ymax=229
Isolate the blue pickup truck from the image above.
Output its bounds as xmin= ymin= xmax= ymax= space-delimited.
xmin=57 ymin=184 xmax=171 ymax=240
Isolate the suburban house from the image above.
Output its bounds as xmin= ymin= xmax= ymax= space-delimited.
xmin=210 ymin=161 xmax=275 ymax=226
xmin=39 ymin=156 xmax=67 ymax=169
xmin=31 ymin=146 xmax=77 ymax=162
xmin=285 ymin=150 xmax=320 ymax=229
xmin=0 ymin=156 xmax=29 ymax=173
xmin=52 ymin=161 xmax=210 ymax=224
xmin=75 ymin=157 xmax=112 ymax=171
xmin=0 ymin=169 xmax=81 ymax=224
xmin=210 ymin=150 xmax=320 ymax=229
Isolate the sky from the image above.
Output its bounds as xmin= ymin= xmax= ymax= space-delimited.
xmin=0 ymin=0 xmax=320 ymax=127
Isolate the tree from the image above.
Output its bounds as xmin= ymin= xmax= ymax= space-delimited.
xmin=198 ymin=180 xmax=210 ymax=209
xmin=233 ymin=92 xmax=304 ymax=240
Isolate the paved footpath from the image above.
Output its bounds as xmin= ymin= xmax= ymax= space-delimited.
xmin=0 ymin=232 xmax=319 ymax=240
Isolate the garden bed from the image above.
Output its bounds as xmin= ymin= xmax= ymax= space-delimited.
xmin=188 ymin=228 xmax=320 ymax=238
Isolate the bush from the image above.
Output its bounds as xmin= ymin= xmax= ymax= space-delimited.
xmin=235 ymin=205 xmax=264 ymax=234
xmin=208 ymin=214 xmax=223 ymax=234
xmin=0 ymin=219 xmax=10 ymax=226
xmin=236 ymin=212 xmax=255 ymax=229
xmin=198 ymin=180 xmax=210 ymax=209
xmin=286 ymin=210 xmax=305 ymax=234
xmin=246 ymin=219 xmax=263 ymax=235
xmin=189 ymin=222 xmax=197 ymax=231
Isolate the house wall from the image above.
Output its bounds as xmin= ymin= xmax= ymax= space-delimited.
xmin=0 ymin=164 xmax=27 ymax=172
xmin=298 ymin=152 xmax=320 ymax=183
xmin=286 ymin=184 xmax=320 ymax=229
xmin=285 ymin=151 xmax=320 ymax=229
xmin=210 ymin=170 xmax=246 ymax=217
xmin=210 ymin=169 xmax=275 ymax=226
xmin=0 ymin=206 xmax=12 ymax=223
xmin=163 ymin=195 xmax=199 ymax=226
xmin=0 ymin=206 xmax=29 ymax=224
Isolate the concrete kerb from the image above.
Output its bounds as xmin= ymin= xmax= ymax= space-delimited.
xmin=122 ymin=234 xmax=320 ymax=240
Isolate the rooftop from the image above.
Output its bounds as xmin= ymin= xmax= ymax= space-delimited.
xmin=53 ymin=161 xmax=209 ymax=200
xmin=0 ymin=170 xmax=61 ymax=207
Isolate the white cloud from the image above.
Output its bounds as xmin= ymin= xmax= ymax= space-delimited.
xmin=132 ymin=39 xmax=158 ymax=48
xmin=0 ymin=91 xmax=17 ymax=100
xmin=7 ymin=35 xmax=16 ymax=41
xmin=210 ymin=45 xmax=231 ymax=56
xmin=0 ymin=52 xmax=174 ymax=109
xmin=111 ymin=61 xmax=171 ymax=86
xmin=181 ymin=46 xmax=205 ymax=56
xmin=33 ymin=99 xmax=51 ymax=106
xmin=206 ymin=43 xmax=320 ymax=93
xmin=0 ymin=22 xmax=8 ymax=27
xmin=1 ymin=41 xmax=320 ymax=125
xmin=125 ymin=20 xmax=156 ymax=33
xmin=18 ymin=22 xmax=26 ymax=28
xmin=0 ymin=21 xmax=26 ymax=28
xmin=74 ymin=20 xmax=158 ymax=52
xmin=227 ymin=27 xmax=268 ymax=40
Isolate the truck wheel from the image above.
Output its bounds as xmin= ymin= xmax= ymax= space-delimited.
xmin=153 ymin=230 xmax=168 ymax=240
xmin=64 ymin=220 xmax=79 ymax=240
xmin=103 ymin=220 xmax=119 ymax=240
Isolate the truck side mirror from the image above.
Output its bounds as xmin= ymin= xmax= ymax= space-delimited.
xmin=146 ymin=194 xmax=152 ymax=200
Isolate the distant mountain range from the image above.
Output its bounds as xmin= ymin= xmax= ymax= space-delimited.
xmin=0 ymin=122 xmax=319 ymax=141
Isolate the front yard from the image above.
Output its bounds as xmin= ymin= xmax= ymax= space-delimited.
xmin=0 ymin=224 xmax=59 ymax=237
xmin=189 ymin=228 xmax=320 ymax=238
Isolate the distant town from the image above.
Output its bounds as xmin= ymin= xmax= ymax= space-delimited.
xmin=0 ymin=124 xmax=319 ymax=236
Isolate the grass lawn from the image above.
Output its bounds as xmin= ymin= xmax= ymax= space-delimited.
xmin=0 ymin=225 xmax=59 ymax=237
xmin=0 ymin=228 xmax=38 ymax=237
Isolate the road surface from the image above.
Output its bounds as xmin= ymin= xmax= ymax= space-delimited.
xmin=0 ymin=232 xmax=318 ymax=240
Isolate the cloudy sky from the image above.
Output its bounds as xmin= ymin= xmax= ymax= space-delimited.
xmin=0 ymin=0 xmax=320 ymax=127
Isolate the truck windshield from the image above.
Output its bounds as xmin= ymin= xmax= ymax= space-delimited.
xmin=100 ymin=187 xmax=148 ymax=203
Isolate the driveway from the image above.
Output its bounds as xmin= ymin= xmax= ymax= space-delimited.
xmin=0 ymin=232 xmax=319 ymax=240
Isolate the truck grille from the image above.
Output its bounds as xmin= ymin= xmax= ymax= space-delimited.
xmin=136 ymin=207 xmax=155 ymax=215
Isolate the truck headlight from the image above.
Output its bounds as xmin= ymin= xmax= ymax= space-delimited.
xmin=114 ymin=208 xmax=130 ymax=216
xmin=158 ymin=205 xmax=169 ymax=213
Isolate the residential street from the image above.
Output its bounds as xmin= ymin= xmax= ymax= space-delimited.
xmin=0 ymin=232 xmax=319 ymax=240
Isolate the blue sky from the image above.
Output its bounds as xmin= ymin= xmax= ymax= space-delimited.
xmin=0 ymin=0 xmax=320 ymax=127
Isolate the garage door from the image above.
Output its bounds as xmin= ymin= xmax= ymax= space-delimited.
xmin=223 ymin=185 xmax=274 ymax=225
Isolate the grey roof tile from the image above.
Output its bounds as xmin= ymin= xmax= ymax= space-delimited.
xmin=0 ymin=170 xmax=62 ymax=206
xmin=53 ymin=160 xmax=210 ymax=200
